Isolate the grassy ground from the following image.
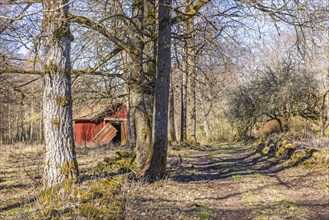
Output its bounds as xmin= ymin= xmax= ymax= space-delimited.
xmin=124 ymin=143 xmax=329 ymax=220
xmin=0 ymin=142 xmax=328 ymax=219
xmin=0 ymin=144 xmax=119 ymax=219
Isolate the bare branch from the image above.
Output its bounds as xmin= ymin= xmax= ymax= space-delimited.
xmin=0 ymin=0 xmax=41 ymax=6
xmin=68 ymin=13 xmax=132 ymax=52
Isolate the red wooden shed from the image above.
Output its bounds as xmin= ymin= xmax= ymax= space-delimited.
xmin=73 ymin=103 xmax=128 ymax=146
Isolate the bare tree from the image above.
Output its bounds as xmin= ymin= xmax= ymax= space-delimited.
xmin=140 ymin=0 xmax=172 ymax=181
xmin=42 ymin=0 xmax=78 ymax=188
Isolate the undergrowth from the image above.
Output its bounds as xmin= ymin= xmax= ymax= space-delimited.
xmin=35 ymin=150 xmax=135 ymax=219
xmin=250 ymin=133 xmax=329 ymax=168
xmin=0 ymin=144 xmax=138 ymax=219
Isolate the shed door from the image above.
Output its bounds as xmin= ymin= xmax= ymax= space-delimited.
xmin=93 ymin=123 xmax=118 ymax=145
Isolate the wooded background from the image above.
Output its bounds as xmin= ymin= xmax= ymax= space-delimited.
xmin=1 ymin=0 xmax=329 ymax=185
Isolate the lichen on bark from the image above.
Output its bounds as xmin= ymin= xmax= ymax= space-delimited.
xmin=56 ymin=96 xmax=70 ymax=107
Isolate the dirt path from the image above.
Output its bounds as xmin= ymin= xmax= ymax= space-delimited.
xmin=124 ymin=144 xmax=329 ymax=220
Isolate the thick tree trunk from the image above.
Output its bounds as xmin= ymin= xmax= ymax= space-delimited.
xmin=42 ymin=0 xmax=78 ymax=189
xmin=143 ymin=0 xmax=157 ymax=142
xmin=130 ymin=74 xmax=151 ymax=170
xmin=141 ymin=0 xmax=172 ymax=181
xmin=130 ymin=0 xmax=153 ymax=170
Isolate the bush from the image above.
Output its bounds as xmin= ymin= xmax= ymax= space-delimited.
xmin=227 ymin=60 xmax=320 ymax=139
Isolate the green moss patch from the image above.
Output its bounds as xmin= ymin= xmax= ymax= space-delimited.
xmin=37 ymin=175 xmax=125 ymax=219
xmin=94 ymin=150 xmax=136 ymax=178
xmin=78 ymin=176 xmax=125 ymax=219
xmin=251 ymin=134 xmax=328 ymax=168
xmin=276 ymin=143 xmax=296 ymax=159
xmin=56 ymin=96 xmax=70 ymax=107
xmin=51 ymin=118 xmax=60 ymax=126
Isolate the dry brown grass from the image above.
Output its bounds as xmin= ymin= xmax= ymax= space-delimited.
xmin=0 ymin=143 xmax=127 ymax=219
xmin=1 ymin=141 xmax=328 ymax=219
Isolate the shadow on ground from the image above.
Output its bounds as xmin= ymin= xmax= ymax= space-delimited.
xmin=170 ymin=144 xmax=317 ymax=183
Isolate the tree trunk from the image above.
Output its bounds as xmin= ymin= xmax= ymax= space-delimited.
xmin=0 ymin=103 xmax=3 ymax=144
xmin=15 ymin=116 xmax=19 ymax=142
xmin=39 ymin=113 xmax=43 ymax=143
xmin=8 ymin=105 xmax=12 ymax=143
xmin=320 ymin=90 xmax=329 ymax=137
xmin=187 ymin=60 xmax=197 ymax=142
xmin=184 ymin=3 xmax=197 ymax=143
xmin=320 ymin=110 xmax=325 ymax=137
xmin=121 ymin=51 xmax=136 ymax=149
xmin=143 ymin=0 xmax=157 ymax=142
xmin=130 ymin=0 xmax=153 ymax=170
xmin=29 ymin=104 xmax=34 ymax=142
xmin=20 ymin=118 xmax=26 ymax=142
xmin=127 ymin=87 xmax=136 ymax=148
xmin=141 ymin=0 xmax=172 ymax=181
xmin=198 ymin=82 xmax=210 ymax=138
xmin=130 ymin=51 xmax=152 ymax=170
xmin=42 ymin=0 xmax=78 ymax=189
xmin=130 ymin=71 xmax=151 ymax=170
xmin=180 ymin=65 xmax=187 ymax=142
xmin=169 ymin=75 xmax=177 ymax=143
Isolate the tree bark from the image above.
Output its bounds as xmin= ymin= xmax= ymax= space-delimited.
xmin=42 ymin=0 xmax=78 ymax=189
xmin=198 ymin=82 xmax=210 ymax=138
xmin=320 ymin=90 xmax=329 ymax=137
xmin=39 ymin=113 xmax=43 ymax=143
xmin=184 ymin=2 xmax=197 ymax=143
xmin=29 ymin=104 xmax=34 ymax=142
xmin=187 ymin=56 xmax=197 ymax=142
xmin=169 ymin=75 xmax=177 ymax=143
xmin=141 ymin=0 xmax=172 ymax=181
xmin=0 ymin=103 xmax=3 ymax=144
xmin=180 ymin=62 xmax=187 ymax=142
xmin=127 ymin=86 xmax=136 ymax=148
xmin=130 ymin=0 xmax=153 ymax=170
xmin=130 ymin=61 xmax=152 ymax=170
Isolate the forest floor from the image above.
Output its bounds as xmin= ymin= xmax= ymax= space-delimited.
xmin=124 ymin=143 xmax=329 ymax=220
xmin=0 ymin=143 xmax=328 ymax=219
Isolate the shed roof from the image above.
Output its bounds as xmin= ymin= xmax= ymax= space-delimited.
xmin=74 ymin=102 xmax=124 ymax=122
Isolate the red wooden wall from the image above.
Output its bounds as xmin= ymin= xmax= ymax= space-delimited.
xmin=109 ymin=106 xmax=127 ymax=119
xmin=74 ymin=121 xmax=104 ymax=145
